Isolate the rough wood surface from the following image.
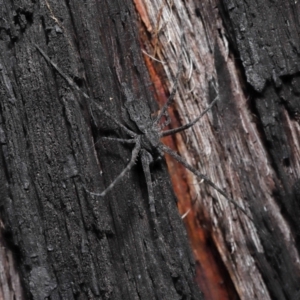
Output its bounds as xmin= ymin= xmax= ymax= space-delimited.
xmin=137 ymin=0 xmax=300 ymax=299
xmin=2 ymin=0 xmax=300 ymax=299
xmin=0 ymin=222 xmax=24 ymax=300
xmin=0 ymin=0 xmax=202 ymax=299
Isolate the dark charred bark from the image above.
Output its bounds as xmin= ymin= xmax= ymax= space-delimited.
xmin=2 ymin=0 xmax=300 ymax=300
xmin=0 ymin=1 xmax=201 ymax=299
xmin=220 ymin=1 xmax=300 ymax=299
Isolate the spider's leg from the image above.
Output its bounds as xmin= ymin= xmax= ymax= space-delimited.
xmin=92 ymin=102 xmax=137 ymax=138
xmin=89 ymin=139 xmax=141 ymax=197
xmin=159 ymin=144 xmax=253 ymax=220
xmin=154 ymin=63 xmax=182 ymax=124
xmin=35 ymin=44 xmax=88 ymax=98
xmin=102 ymin=137 xmax=136 ymax=143
xmin=140 ymin=149 xmax=156 ymax=214
xmin=154 ymin=35 xmax=184 ymax=124
xmin=35 ymin=44 xmax=136 ymax=138
xmin=161 ymin=95 xmax=219 ymax=137
xmin=159 ymin=111 xmax=171 ymax=130
xmin=92 ymin=137 xmax=135 ymax=150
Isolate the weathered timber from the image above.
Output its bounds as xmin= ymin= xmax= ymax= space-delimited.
xmin=0 ymin=1 xmax=202 ymax=299
xmin=138 ymin=0 xmax=300 ymax=299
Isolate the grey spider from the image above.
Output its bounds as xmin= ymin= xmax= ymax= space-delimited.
xmin=35 ymin=44 xmax=251 ymax=220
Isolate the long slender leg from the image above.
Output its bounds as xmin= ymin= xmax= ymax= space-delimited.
xmin=154 ymin=63 xmax=182 ymax=124
xmin=35 ymin=44 xmax=89 ymax=98
xmin=159 ymin=144 xmax=253 ymax=220
xmin=161 ymin=95 xmax=219 ymax=137
xmin=35 ymin=44 xmax=136 ymax=138
xmin=140 ymin=149 xmax=156 ymax=214
xmin=89 ymin=140 xmax=141 ymax=197
xmin=158 ymin=111 xmax=171 ymax=130
xmin=140 ymin=149 xmax=162 ymax=236
xmin=92 ymin=137 xmax=135 ymax=150
xmin=102 ymin=137 xmax=136 ymax=143
xmin=154 ymin=35 xmax=184 ymax=124
xmin=92 ymin=102 xmax=137 ymax=138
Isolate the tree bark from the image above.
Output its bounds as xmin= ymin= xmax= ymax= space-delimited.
xmin=2 ymin=0 xmax=300 ymax=300
xmin=137 ymin=0 xmax=300 ymax=299
xmin=0 ymin=1 xmax=201 ymax=299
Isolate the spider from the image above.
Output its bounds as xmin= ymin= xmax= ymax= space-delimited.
xmin=35 ymin=44 xmax=251 ymax=221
